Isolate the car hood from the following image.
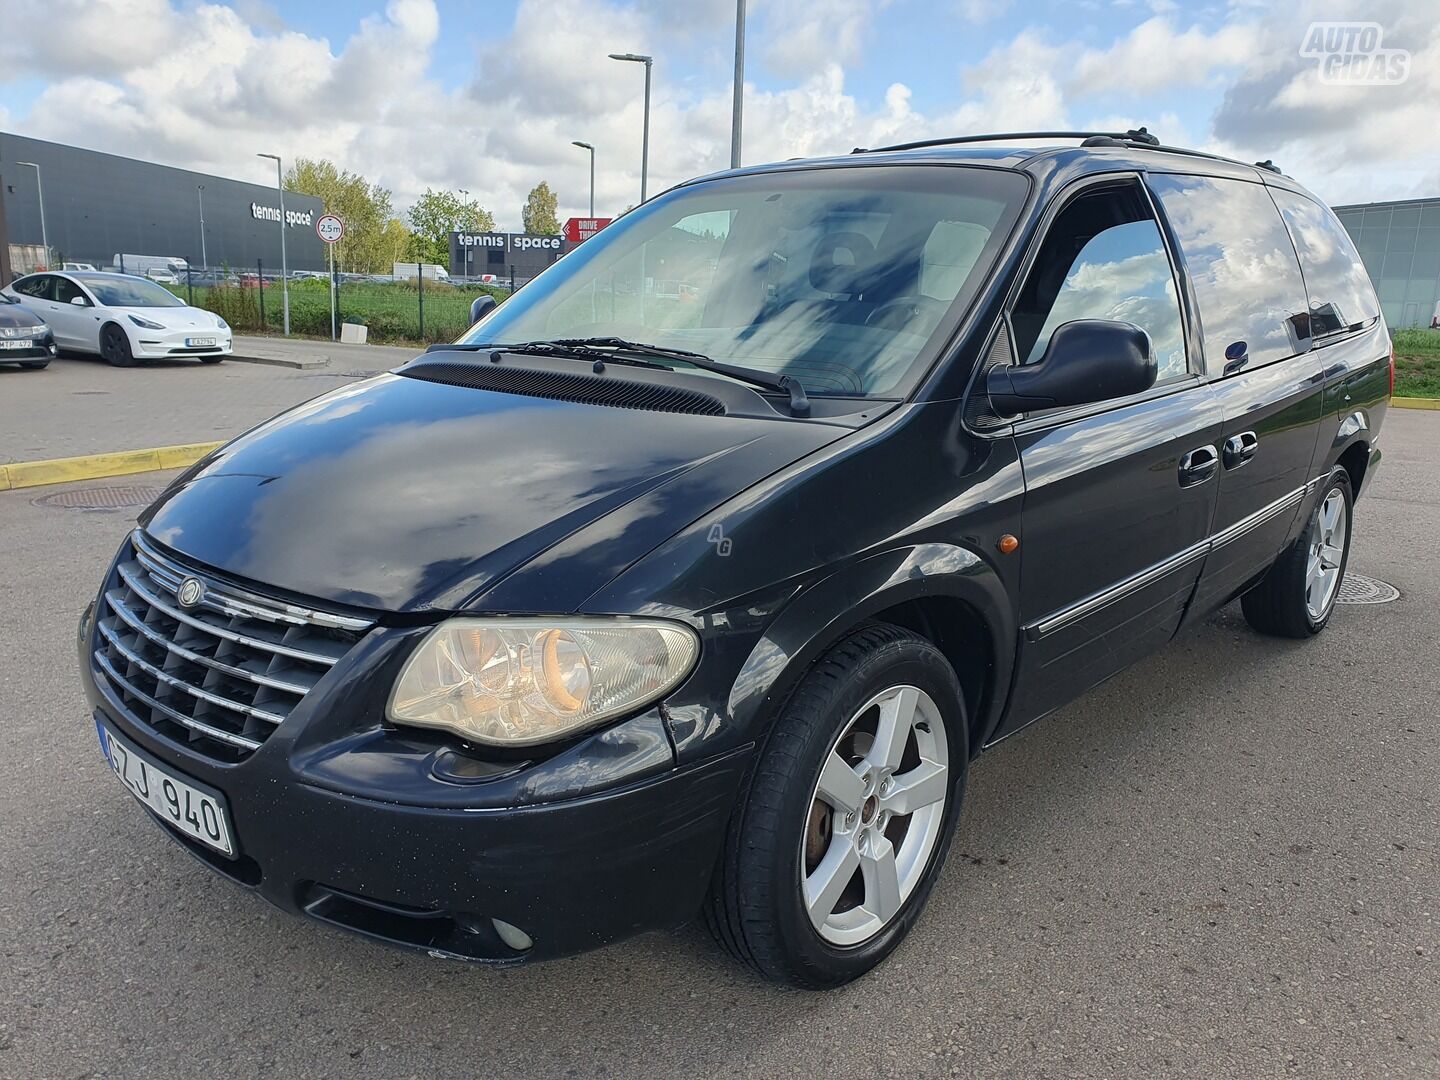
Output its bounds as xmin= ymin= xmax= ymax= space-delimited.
xmin=140 ymin=370 xmax=846 ymax=614
xmin=114 ymin=305 xmax=219 ymax=330
xmin=0 ymin=302 xmax=45 ymax=329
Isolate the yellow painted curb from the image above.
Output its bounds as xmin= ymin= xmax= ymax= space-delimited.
xmin=0 ymin=441 xmax=224 ymax=491
xmin=1392 ymin=396 xmax=1440 ymax=411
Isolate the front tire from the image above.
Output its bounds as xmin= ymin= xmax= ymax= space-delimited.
xmin=705 ymin=624 xmax=967 ymax=989
xmin=100 ymin=324 xmax=135 ymax=367
xmin=1241 ymin=466 xmax=1353 ymax=638
xmin=19 ymin=360 xmax=50 ymax=370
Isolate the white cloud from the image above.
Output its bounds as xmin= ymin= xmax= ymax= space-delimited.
xmin=1069 ymin=17 xmax=1257 ymax=95
xmin=758 ymin=0 xmax=891 ymax=78
xmin=4 ymin=0 xmax=1438 ymax=232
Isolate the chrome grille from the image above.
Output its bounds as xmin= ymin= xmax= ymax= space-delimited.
xmin=93 ymin=531 xmax=372 ymax=762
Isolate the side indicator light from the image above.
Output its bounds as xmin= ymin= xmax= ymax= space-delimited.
xmin=997 ymin=534 xmax=1019 ymax=555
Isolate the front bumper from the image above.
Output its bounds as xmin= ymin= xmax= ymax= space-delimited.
xmin=0 ymin=336 xmax=55 ymax=361
xmin=84 ymin=676 xmax=744 ymax=962
xmin=128 ymin=326 xmax=232 ymax=359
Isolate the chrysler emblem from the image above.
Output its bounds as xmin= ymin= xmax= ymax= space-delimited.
xmin=177 ymin=577 xmax=205 ymax=609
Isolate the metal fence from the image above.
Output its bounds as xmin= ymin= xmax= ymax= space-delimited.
xmin=170 ymin=263 xmax=513 ymax=345
xmin=1 ymin=247 xmax=514 ymax=346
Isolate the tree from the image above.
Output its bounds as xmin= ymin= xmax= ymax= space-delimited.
xmin=285 ymin=158 xmax=409 ymax=273
xmin=522 ymin=181 xmax=561 ymax=235
xmin=406 ymin=188 xmax=496 ymax=266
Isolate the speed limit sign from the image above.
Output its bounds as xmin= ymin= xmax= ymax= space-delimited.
xmin=316 ymin=214 xmax=345 ymax=244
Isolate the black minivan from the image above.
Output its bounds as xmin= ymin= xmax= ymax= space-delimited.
xmin=79 ymin=131 xmax=1389 ymax=988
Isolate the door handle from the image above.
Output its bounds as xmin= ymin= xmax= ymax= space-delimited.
xmin=1223 ymin=431 xmax=1258 ymax=469
xmin=1179 ymin=445 xmax=1219 ymax=487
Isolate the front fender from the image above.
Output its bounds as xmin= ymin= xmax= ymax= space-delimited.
xmin=664 ymin=543 xmax=1015 ymax=761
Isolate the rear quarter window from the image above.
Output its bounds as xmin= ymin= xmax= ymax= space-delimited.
xmin=1150 ymin=174 xmax=1312 ymax=369
xmin=1270 ymin=189 xmax=1381 ymax=335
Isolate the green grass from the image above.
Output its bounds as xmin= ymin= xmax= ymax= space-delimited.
xmin=1391 ymin=328 xmax=1440 ymax=398
xmin=1394 ymin=355 xmax=1440 ymax=398
xmin=1393 ymin=327 xmax=1440 ymax=358
xmin=169 ymin=279 xmax=509 ymax=345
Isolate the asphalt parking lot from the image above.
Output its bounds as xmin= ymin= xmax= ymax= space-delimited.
xmin=0 ymin=358 xmax=1435 ymax=1078
xmin=0 ymin=338 xmax=417 ymax=464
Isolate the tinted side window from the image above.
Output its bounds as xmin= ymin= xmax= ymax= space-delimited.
xmin=12 ymin=275 xmax=53 ymax=300
xmin=1013 ymin=184 xmax=1187 ymax=380
xmin=1271 ymin=189 xmax=1381 ymax=335
xmin=54 ymin=278 xmax=88 ymax=305
xmin=1150 ymin=175 xmax=1310 ymax=368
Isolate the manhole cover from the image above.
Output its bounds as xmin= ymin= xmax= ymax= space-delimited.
xmin=33 ymin=484 xmax=160 ymax=511
xmin=1336 ymin=572 xmax=1400 ymax=605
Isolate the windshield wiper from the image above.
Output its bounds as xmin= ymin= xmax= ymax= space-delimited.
xmin=553 ymin=337 xmax=810 ymax=417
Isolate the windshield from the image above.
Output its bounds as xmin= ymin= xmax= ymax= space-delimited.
xmin=458 ymin=165 xmax=1026 ymax=396
xmin=81 ymin=277 xmax=185 ymax=308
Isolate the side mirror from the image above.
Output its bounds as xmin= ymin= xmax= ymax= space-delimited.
xmin=70 ymin=295 xmax=89 ymax=307
xmin=469 ymin=294 xmax=497 ymax=324
xmin=987 ymin=319 xmax=1156 ymax=414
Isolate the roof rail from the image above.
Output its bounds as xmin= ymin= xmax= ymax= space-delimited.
xmin=852 ymin=127 xmax=1286 ymax=178
xmin=852 ymin=128 xmax=1160 ymax=154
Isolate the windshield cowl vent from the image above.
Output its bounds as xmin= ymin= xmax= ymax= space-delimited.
xmin=399 ymin=359 xmax=728 ymax=416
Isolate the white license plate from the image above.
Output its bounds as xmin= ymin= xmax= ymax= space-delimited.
xmin=186 ymin=337 xmax=217 ymax=348
xmin=0 ymin=340 xmax=32 ymax=349
xmin=97 ymin=721 xmax=235 ymax=856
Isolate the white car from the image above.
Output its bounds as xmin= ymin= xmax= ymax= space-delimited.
xmin=145 ymin=267 xmax=180 ymax=285
xmin=1 ymin=271 xmax=231 ymax=366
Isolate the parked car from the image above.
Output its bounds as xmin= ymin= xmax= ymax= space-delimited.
xmin=0 ymin=290 xmax=56 ymax=369
xmin=62 ymin=261 xmax=99 ymax=272
xmin=77 ymin=130 xmax=1389 ymax=988
xmin=3 ymin=271 xmax=231 ymax=365
xmin=145 ymin=267 xmax=180 ymax=285
xmin=191 ymin=269 xmax=240 ymax=288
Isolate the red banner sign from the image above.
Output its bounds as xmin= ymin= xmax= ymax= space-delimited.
xmin=564 ymin=217 xmax=614 ymax=242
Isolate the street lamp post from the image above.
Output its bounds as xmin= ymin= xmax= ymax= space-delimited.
xmin=608 ymin=53 xmax=653 ymax=204
xmin=256 ymin=152 xmax=290 ymax=335
xmin=15 ymin=162 xmax=50 ymax=269
xmin=572 ymin=141 xmax=595 ymax=217
xmin=731 ymin=0 xmax=745 ymax=169
xmin=197 ymin=184 xmax=208 ymax=271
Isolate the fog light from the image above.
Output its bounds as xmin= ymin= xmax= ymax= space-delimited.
xmin=491 ymin=917 xmax=533 ymax=952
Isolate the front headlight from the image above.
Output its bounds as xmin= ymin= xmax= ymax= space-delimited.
xmin=388 ymin=617 xmax=699 ymax=747
xmin=215 ymin=314 xmax=229 ymax=329
xmin=128 ymin=314 xmax=165 ymax=330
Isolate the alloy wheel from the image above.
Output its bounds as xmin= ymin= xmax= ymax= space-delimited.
xmin=800 ymin=684 xmax=949 ymax=947
xmin=1305 ymin=488 xmax=1347 ymax=621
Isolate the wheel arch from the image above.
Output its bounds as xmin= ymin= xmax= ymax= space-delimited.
xmin=724 ymin=544 xmax=1016 ymax=760
xmin=1336 ymin=438 xmax=1371 ymax=498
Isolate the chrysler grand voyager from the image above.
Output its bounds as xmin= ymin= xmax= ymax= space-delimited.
xmin=79 ymin=130 xmax=1389 ymax=988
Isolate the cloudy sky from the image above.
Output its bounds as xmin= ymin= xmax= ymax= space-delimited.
xmin=4 ymin=0 xmax=1437 ymax=229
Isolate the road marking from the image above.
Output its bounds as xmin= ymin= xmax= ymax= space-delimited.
xmin=0 ymin=442 xmax=223 ymax=491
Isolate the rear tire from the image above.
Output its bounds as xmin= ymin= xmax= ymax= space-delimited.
xmin=1241 ymin=466 xmax=1353 ymax=638
xmin=704 ymin=623 xmax=968 ymax=989
xmin=101 ymin=324 xmax=135 ymax=367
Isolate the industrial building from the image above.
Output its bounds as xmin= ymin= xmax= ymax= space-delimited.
xmin=0 ymin=132 xmax=325 ymax=283
xmin=1335 ymin=197 xmax=1440 ymax=328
